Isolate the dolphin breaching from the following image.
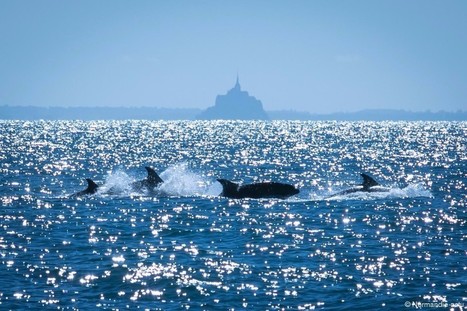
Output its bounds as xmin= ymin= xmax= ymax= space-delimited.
xmin=128 ymin=166 xmax=164 ymax=192
xmin=70 ymin=166 xmax=164 ymax=198
xmin=70 ymin=166 xmax=300 ymax=199
xmin=70 ymin=167 xmax=395 ymax=201
xmin=328 ymin=173 xmax=390 ymax=198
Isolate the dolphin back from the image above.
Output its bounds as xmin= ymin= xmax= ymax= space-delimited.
xmin=241 ymin=182 xmax=299 ymax=199
xmin=85 ymin=178 xmax=99 ymax=192
xmin=70 ymin=178 xmax=99 ymax=198
xmin=360 ymin=173 xmax=379 ymax=190
xmin=217 ymin=179 xmax=239 ymax=197
xmin=217 ymin=179 xmax=299 ymax=199
xmin=145 ymin=167 xmax=164 ymax=186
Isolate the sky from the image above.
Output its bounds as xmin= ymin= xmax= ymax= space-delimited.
xmin=1 ymin=0 xmax=466 ymax=114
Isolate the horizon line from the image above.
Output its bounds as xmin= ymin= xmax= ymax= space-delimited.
xmin=1 ymin=104 xmax=466 ymax=115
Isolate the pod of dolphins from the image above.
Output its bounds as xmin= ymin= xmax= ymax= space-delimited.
xmin=70 ymin=167 xmax=388 ymax=200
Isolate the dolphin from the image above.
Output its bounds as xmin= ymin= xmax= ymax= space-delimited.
xmin=130 ymin=166 xmax=164 ymax=192
xmin=329 ymin=173 xmax=389 ymax=197
xmin=70 ymin=178 xmax=99 ymax=198
xmin=217 ymin=178 xmax=299 ymax=199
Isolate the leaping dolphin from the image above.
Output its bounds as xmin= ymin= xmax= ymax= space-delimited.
xmin=130 ymin=166 xmax=164 ymax=191
xmin=70 ymin=178 xmax=99 ymax=198
xmin=329 ymin=173 xmax=389 ymax=197
xmin=217 ymin=178 xmax=299 ymax=199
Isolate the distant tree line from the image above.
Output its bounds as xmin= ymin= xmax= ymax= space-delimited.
xmin=1 ymin=105 xmax=466 ymax=121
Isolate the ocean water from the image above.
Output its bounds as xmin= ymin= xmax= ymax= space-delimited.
xmin=0 ymin=120 xmax=465 ymax=310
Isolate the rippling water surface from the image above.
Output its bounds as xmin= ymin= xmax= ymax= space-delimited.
xmin=0 ymin=121 xmax=465 ymax=310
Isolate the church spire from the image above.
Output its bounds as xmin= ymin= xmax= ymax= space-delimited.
xmin=234 ymin=73 xmax=241 ymax=91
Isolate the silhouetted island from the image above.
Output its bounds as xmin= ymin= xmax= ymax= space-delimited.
xmin=197 ymin=76 xmax=269 ymax=120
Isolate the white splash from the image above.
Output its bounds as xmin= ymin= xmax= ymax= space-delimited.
xmin=99 ymin=170 xmax=133 ymax=195
xmin=158 ymin=163 xmax=213 ymax=197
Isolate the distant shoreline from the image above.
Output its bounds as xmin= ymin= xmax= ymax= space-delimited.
xmin=1 ymin=105 xmax=466 ymax=121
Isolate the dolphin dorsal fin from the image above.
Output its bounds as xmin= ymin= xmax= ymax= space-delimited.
xmin=145 ymin=167 xmax=164 ymax=185
xmin=85 ymin=178 xmax=99 ymax=192
xmin=217 ymin=179 xmax=239 ymax=196
xmin=360 ymin=173 xmax=379 ymax=190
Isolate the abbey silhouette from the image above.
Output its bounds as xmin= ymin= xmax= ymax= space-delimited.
xmin=197 ymin=76 xmax=269 ymax=120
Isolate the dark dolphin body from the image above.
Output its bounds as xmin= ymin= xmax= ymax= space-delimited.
xmin=217 ymin=179 xmax=299 ymax=199
xmin=70 ymin=178 xmax=99 ymax=198
xmin=130 ymin=166 xmax=164 ymax=192
xmin=329 ymin=173 xmax=389 ymax=197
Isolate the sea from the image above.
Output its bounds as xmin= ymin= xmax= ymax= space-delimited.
xmin=0 ymin=120 xmax=465 ymax=310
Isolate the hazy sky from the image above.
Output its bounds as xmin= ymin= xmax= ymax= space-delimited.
xmin=1 ymin=0 xmax=466 ymax=113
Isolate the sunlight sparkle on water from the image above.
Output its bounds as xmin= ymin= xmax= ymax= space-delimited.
xmin=0 ymin=121 xmax=465 ymax=309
